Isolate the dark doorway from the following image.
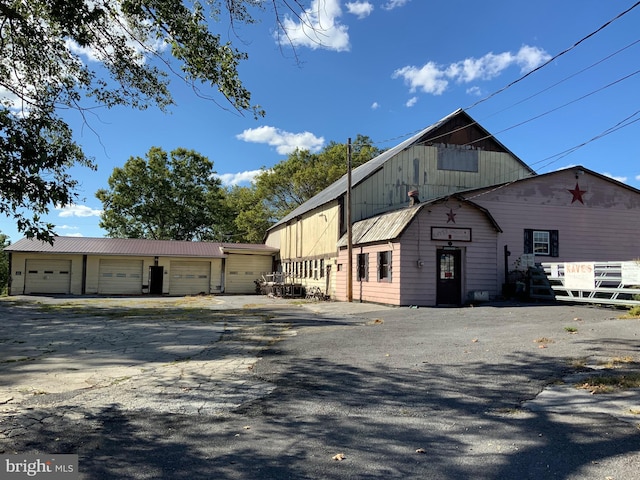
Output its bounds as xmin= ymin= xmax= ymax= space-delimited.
xmin=149 ymin=266 xmax=164 ymax=295
xmin=436 ymin=249 xmax=462 ymax=306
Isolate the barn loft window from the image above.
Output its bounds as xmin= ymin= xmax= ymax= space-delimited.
xmin=357 ymin=253 xmax=369 ymax=282
xmin=378 ymin=251 xmax=392 ymax=282
xmin=437 ymin=146 xmax=479 ymax=172
xmin=524 ymin=229 xmax=559 ymax=257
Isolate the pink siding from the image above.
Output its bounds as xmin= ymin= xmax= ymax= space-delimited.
xmin=336 ymin=245 xmax=401 ymax=304
xmin=335 ymin=202 xmax=499 ymax=306
xmin=471 ymin=170 xmax=640 ymax=288
xmin=398 ymin=202 xmax=499 ymax=306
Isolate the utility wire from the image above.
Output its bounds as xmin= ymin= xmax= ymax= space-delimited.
xmin=464 ymin=0 xmax=640 ymax=111
xmin=352 ymin=3 xmax=640 ymax=150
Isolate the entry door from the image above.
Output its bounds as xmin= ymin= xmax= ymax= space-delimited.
xmin=436 ymin=249 xmax=462 ymax=306
xmin=149 ymin=266 xmax=164 ymax=294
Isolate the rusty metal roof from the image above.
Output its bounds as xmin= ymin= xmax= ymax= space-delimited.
xmin=337 ymin=206 xmax=423 ymax=247
xmin=337 ymin=195 xmax=502 ymax=247
xmin=6 ymin=236 xmax=277 ymax=258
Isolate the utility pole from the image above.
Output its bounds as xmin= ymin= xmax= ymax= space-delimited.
xmin=347 ymin=137 xmax=353 ymax=302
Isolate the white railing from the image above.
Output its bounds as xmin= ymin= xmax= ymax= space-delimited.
xmin=540 ymin=261 xmax=640 ymax=306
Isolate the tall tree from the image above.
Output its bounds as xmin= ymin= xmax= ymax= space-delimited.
xmin=0 ymin=232 xmax=9 ymax=294
xmin=0 ymin=0 xmax=303 ymax=242
xmin=96 ymin=147 xmax=230 ymax=241
xmin=223 ymin=185 xmax=272 ymax=243
xmin=254 ymin=134 xmax=382 ymax=219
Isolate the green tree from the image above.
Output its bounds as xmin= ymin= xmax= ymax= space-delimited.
xmin=96 ymin=147 xmax=230 ymax=241
xmin=223 ymin=185 xmax=272 ymax=243
xmin=254 ymin=134 xmax=382 ymax=219
xmin=0 ymin=0 xmax=302 ymax=242
xmin=0 ymin=233 xmax=9 ymax=295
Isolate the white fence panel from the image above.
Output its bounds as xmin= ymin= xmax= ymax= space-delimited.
xmin=541 ymin=261 xmax=640 ymax=306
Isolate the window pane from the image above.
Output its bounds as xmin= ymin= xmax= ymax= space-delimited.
xmin=533 ymin=231 xmax=550 ymax=255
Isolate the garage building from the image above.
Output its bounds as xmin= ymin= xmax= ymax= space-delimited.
xmin=6 ymin=237 xmax=277 ymax=296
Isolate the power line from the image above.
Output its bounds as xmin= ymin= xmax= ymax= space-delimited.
xmin=464 ymin=0 xmax=640 ymax=111
xmin=354 ymin=3 xmax=640 ymax=151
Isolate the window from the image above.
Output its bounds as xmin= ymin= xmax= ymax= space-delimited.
xmin=524 ymin=229 xmax=558 ymax=257
xmin=378 ymin=251 xmax=392 ymax=282
xmin=533 ymin=231 xmax=549 ymax=254
xmin=357 ymin=253 xmax=369 ymax=281
xmin=320 ymin=259 xmax=324 ymax=278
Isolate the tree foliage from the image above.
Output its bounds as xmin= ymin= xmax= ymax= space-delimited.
xmin=254 ymin=134 xmax=381 ymax=219
xmin=0 ymin=232 xmax=9 ymax=294
xmin=225 ymin=135 xmax=382 ymax=242
xmin=0 ymin=0 xmax=298 ymax=242
xmin=223 ymin=185 xmax=271 ymax=244
xmin=96 ymin=147 xmax=230 ymax=241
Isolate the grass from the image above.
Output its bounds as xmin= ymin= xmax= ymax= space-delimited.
xmin=564 ymin=326 xmax=578 ymax=333
xmin=577 ymin=372 xmax=640 ymax=394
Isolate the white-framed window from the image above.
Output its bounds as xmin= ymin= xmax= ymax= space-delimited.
xmin=524 ymin=229 xmax=559 ymax=257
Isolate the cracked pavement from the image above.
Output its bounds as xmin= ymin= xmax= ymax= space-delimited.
xmin=1 ymin=296 xmax=640 ymax=479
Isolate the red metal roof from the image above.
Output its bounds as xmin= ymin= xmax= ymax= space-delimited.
xmin=6 ymin=236 xmax=277 ymax=258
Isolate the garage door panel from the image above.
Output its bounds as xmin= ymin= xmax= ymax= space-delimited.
xmin=98 ymin=259 xmax=143 ymax=295
xmin=169 ymin=261 xmax=210 ymax=296
xmin=24 ymin=259 xmax=72 ymax=294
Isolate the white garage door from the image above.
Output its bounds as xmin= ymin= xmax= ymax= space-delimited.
xmin=169 ymin=261 xmax=210 ymax=296
xmin=225 ymin=255 xmax=272 ymax=294
xmin=24 ymin=259 xmax=71 ymax=294
xmin=98 ymin=259 xmax=143 ymax=295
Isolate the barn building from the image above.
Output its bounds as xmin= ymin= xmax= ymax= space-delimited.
xmin=264 ymin=109 xmax=640 ymax=306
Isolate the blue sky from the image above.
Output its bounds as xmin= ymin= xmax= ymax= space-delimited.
xmin=2 ymin=0 xmax=639 ymax=242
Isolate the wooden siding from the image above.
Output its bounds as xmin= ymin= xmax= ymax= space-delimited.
xmin=270 ymin=201 xmax=340 ymax=261
xmin=398 ymin=202 xmax=499 ymax=306
xmin=334 ymin=202 xmax=499 ymax=306
xmin=352 ymin=145 xmax=531 ymax=222
xmin=470 ymin=170 xmax=640 ymax=287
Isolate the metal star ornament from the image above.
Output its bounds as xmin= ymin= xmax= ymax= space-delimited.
xmin=568 ymin=182 xmax=587 ymax=204
xmin=446 ymin=208 xmax=456 ymax=223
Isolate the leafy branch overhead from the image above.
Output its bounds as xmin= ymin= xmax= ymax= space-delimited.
xmin=0 ymin=0 xmax=299 ymax=242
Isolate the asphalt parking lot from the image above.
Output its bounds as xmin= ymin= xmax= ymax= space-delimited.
xmin=1 ymin=295 xmax=639 ymax=479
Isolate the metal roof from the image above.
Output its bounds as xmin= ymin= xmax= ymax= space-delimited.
xmin=269 ymin=108 xmax=532 ymax=231
xmin=6 ymin=236 xmax=277 ymax=257
xmin=337 ymin=206 xmax=423 ymax=247
xmin=337 ymin=196 xmax=502 ymax=247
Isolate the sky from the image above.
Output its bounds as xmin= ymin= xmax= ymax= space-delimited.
xmin=2 ymin=0 xmax=640 ymax=242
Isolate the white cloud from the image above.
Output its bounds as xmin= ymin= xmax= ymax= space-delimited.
xmin=64 ymin=2 xmax=166 ymax=65
xmin=217 ymin=170 xmax=262 ymax=186
xmin=466 ymin=86 xmax=482 ymax=96
xmin=393 ymin=45 xmax=551 ymax=95
xmin=636 ymin=174 xmax=640 ymax=181
xmin=236 ymin=126 xmax=325 ymax=155
xmin=57 ymin=225 xmax=80 ymax=230
xmin=56 ymin=204 xmax=103 ymax=218
xmin=382 ymin=0 xmax=411 ymax=10
xmin=392 ymin=62 xmax=448 ymax=95
xmin=602 ymin=172 xmax=628 ymax=183
xmin=276 ymin=0 xmax=350 ymax=52
xmin=346 ymin=1 xmax=374 ymax=19
xmin=371 ymin=101 xmax=380 ymax=110
xmin=405 ymin=96 xmax=418 ymax=107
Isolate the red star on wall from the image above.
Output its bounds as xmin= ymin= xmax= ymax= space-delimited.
xmin=446 ymin=208 xmax=456 ymax=223
xmin=568 ymin=182 xmax=587 ymax=204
